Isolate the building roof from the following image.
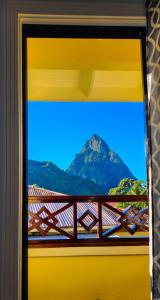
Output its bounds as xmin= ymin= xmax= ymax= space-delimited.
xmin=28 ymin=186 xmax=118 ymax=230
xmin=28 ymin=201 xmax=118 ymax=229
xmin=28 ymin=185 xmax=66 ymax=196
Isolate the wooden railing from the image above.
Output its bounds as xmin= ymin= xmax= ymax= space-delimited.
xmin=28 ymin=195 xmax=149 ymax=247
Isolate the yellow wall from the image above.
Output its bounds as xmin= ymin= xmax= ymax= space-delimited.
xmin=28 ymin=247 xmax=150 ymax=300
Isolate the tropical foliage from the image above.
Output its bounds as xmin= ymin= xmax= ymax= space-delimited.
xmin=108 ymin=178 xmax=147 ymax=209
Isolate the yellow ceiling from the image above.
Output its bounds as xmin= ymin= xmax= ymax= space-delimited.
xmin=27 ymin=38 xmax=144 ymax=102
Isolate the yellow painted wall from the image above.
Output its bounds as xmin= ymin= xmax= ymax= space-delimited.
xmin=28 ymin=247 xmax=150 ymax=300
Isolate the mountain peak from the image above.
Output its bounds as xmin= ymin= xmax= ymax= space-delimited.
xmin=67 ymin=134 xmax=136 ymax=191
xmin=90 ymin=134 xmax=101 ymax=140
xmin=82 ymin=134 xmax=109 ymax=154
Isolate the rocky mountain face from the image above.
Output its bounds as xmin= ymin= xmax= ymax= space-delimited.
xmin=28 ymin=159 xmax=104 ymax=195
xmin=66 ymin=134 xmax=136 ymax=192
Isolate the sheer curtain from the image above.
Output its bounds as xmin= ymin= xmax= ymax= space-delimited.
xmin=147 ymin=1 xmax=160 ymax=299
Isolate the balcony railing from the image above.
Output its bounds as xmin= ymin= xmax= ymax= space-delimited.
xmin=28 ymin=195 xmax=149 ymax=247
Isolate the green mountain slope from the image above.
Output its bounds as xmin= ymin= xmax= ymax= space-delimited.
xmin=28 ymin=159 xmax=105 ymax=195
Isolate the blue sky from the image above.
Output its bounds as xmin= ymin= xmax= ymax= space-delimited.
xmin=28 ymin=102 xmax=147 ymax=181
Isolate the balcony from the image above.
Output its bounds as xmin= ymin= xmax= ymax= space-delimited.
xmin=28 ymin=194 xmax=149 ymax=247
xmin=28 ymin=194 xmax=150 ymax=300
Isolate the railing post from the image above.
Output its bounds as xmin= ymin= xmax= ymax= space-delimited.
xmin=98 ymin=202 xmax=103 ymax=239
xmin=73 ymin=202 xmax=77 ymax=240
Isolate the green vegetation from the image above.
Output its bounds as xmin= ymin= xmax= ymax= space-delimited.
xmin=108 ymin=178 xmax=147 ymax=209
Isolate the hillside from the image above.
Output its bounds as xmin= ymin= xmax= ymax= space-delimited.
xmin=28 ymin=159 xmax=104 ymax=195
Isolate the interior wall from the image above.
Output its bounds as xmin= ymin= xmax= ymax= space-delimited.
xmin=6 ymin=0 xmax=146 ymax=17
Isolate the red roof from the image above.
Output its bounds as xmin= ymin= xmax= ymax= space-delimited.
xmin=28 ymin=185 xmax=66 ymax=196
xmin=28 ymin=186 xmax=118 ymax=230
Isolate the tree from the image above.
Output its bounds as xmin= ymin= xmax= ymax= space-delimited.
xmin=108 ymin=178 xmax=147 ymax=209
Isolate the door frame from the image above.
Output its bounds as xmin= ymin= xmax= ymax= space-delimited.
xmin=1 ymin=2 xmax=154 ymax=300
xmin=19 ymin=13 xmax=151 ymax=300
